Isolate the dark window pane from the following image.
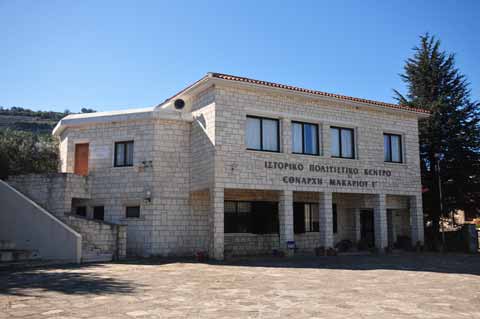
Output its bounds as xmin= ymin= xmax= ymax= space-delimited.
xmin=115 ymin=141 xmax=134 ymax=167
xmin=237 ymin=202 xmax=251 ymax=213
xmin=332 ymin=204 xmax=338 ymax=234
xmin=76 ymin=206 xmax=86 ymax=217
xmin=93 ymin=206 xmax=104 ymax=220
xmin=126 ymin=206 xmax=140 ymax=218
xmin=294 ymin=203 xmax=305 ymax=234
xmin=311 ymin=204 xmax=319 ymax=232
xmin=224 ymin=212 xmax=237 ymax=233
xmin=224 ymin=201 xmax=278 ymax=234
xmin=224 ymin=201 xmax=236 ymax=213
xmin=237 ymin=210 xmax=251 ymax=233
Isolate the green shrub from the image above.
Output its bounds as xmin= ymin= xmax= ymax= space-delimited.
xmin=0 ymin=129 xmax=59 ymax=179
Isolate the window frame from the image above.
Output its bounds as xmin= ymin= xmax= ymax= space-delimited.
xmin=330 ymin=126 xmax=355 ymax=159
xmin=383 ymin=133 xmax=403 ymax=163
xmin=246 ymin=115 xmax=280 ymax=153
xmin=291 ymin=121 xmax=320 ymax=156
xmin=224 ymin=200 xmax=279 ymax=234
xmin=294 ymin=202 xmax=319 ymax=233
xmin=125 ymin=206 xmax=141 ymax=218
xmin=114 ymin=141 xmax=134 ymax=167
xmin=224 ymin=201 xmax=252 ymax=234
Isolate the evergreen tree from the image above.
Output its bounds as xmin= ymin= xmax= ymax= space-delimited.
xmin=394 ymin=34 xmax=480 ymax=242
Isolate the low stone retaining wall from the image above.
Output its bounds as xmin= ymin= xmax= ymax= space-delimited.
xmin=295 ymin=233 xmax=320 ymax=252
xmin=225 ymin=234 xmax=280 ymax=256
xmin=7 ymin=173 xmax=89 ymax=217
xmin=62 ymin=214 xmax=127 ymax=260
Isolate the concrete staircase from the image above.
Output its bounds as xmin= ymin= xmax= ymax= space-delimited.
xmin=1 ymin=179 xmax=125 ymax=265
xmin=0 ymin=179 xmax=82 ymax=264
xmin=0 ymin=240 xmax=40 ymax=263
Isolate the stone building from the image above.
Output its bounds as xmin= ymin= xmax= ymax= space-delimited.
xmin=2 ymin=73 xmax=430 ymax=261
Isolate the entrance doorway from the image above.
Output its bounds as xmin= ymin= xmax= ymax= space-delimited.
xmin=74 ymin=143 xmax=89 ymax=176
xmin=360 ymin=209 xmax=375 ymax=247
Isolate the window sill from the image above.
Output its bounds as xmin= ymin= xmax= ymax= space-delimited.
xmin=246 ymin=149 xmax=282 ymax=154
xmin=292 ymin=152 xmax=321 ymax=157
xmin=331 ymin=156 xmax=356 ymax=160
xmin=384 ymin=161 xmax=407 ymax=167
xmin=113 ymin=165 xmax=135 ymax=169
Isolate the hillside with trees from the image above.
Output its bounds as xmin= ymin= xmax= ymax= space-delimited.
xmin=0 ymin=107 xmax=96 ymax=178
xmin=0 ymin=106 xmax=95 ymax=134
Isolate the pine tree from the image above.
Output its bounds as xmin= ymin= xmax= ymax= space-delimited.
xmin=394 ymin=34 xmax=480 ymax=242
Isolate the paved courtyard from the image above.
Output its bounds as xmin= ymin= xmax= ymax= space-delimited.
xmin=1 ymin=254 xmax=480 ymax=319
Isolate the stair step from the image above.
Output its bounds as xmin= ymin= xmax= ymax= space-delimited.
xmin=0 ymin=240 xmax=15 ymax=250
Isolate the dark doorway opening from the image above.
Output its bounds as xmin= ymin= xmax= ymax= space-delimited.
xmin=360 ymin=209 xmax=375 ymax=247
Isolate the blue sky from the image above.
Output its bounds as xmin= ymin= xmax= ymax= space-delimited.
xmin=1 ymin=0 xmax=479 ymax=112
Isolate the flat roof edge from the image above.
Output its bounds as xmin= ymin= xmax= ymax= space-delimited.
xmin=52 ymin=108 xmax=193 ymax=136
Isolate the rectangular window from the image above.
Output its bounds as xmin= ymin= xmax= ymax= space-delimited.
xmin=114 ymin=141 xmax=134 ymax=167
xmin=246 ymin=116 xmax=279 ymax=152
xmin=384 ymin=133 xmax=403 ymax=163
xmin=294 ymin=203 xmax=319 ymax=233
xmin=224 ymin=201 xmax=278 ymax=234
xmin=93 ymin=206 xmax=104 ymax=221
xmin=292 ymin=121 xmax=319 ymax=155
xmin=330 ymin=127 xmax=354 ymax=159
xmin=76 ymin=206 xmax=87 ymax=217
xmin=126 ymin=206 xmax=140 ymax=218
xmin=332 ymin=204 xmax=338 ymax=234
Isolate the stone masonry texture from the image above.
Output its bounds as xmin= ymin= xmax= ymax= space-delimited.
xmin=35 ymin=78 xmax=426 ymax=259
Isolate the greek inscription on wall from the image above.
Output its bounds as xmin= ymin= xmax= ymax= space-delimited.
xmin=265 ymin=161 xmax=390 ymax=188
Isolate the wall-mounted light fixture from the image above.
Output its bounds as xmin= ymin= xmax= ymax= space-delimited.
xmin=144 ymin=190 xmax=152 ymax=203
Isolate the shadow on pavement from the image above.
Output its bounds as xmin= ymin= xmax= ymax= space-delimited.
xmin=0 ymin=253 xmax=478 ymax=298
xmin=116 ymin=253 xmax=480 ymax=277
xmin=216 ymin=253 xmax=480 ymax=276
xmin=0 ymin=263 xmax=140 ymax=297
